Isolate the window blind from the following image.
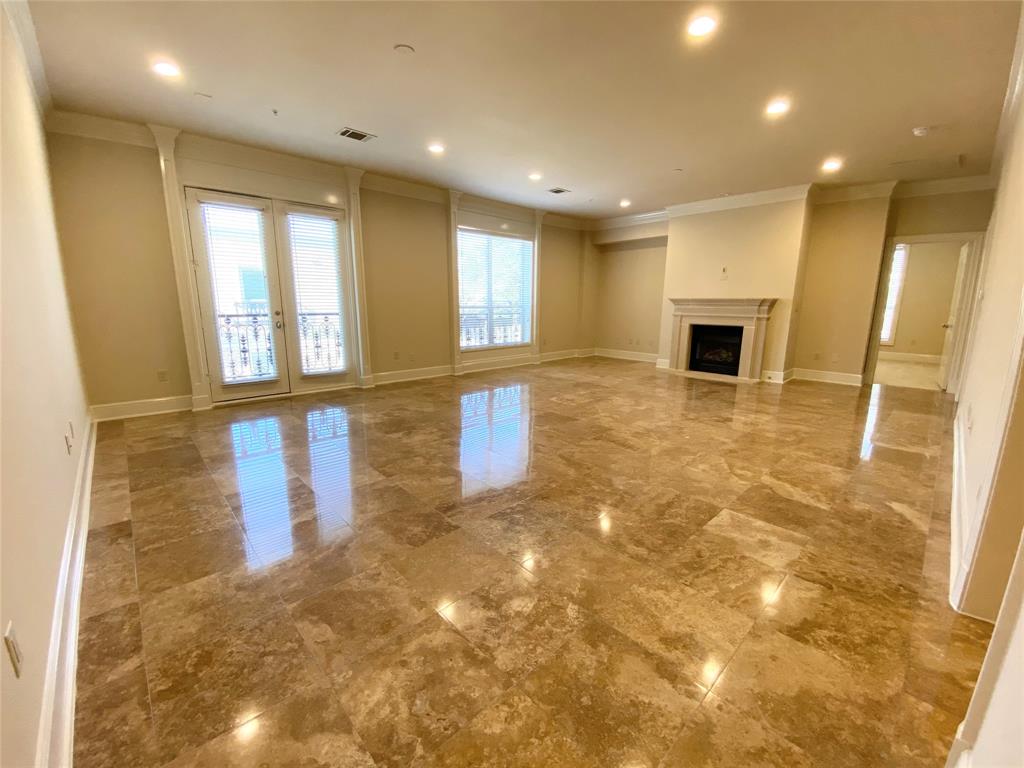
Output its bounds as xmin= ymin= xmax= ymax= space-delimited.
xmin=880 ymin=244 xmax=908 ymax=345
xmin=457 ymin=228 xmax=534 ymax=350
xmin=286 ymin=213 xmax=346 ymax=374
xmin=200 ymin=202 xmax=278 ymax=383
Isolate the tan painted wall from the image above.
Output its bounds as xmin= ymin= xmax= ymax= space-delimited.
xmin=360 ymin=188 xmax=452 ymax=373
xmin=891 ymin=241 xmax=960 ymax=355
xmin=660 ymin=199 xmax=809 ymax=373
xmin=539 ymin=224 xmax=583 ymax=354
xmin=596 ymin=239 xmax=667 ymax=355
xmin=793 ymin=196 xmax=890 ymax=375
xmin=957 ymin=81 xmax=1024 ymax=621
xmin=1 ymin=11 xmax=90 ymax=766
xmin=577 ymin=234 xmax=602 ymax=350
xmin=887 ymin=189 xmax=994 ymax=236
xmin=48 ymin=133 xmax=191 ymax=404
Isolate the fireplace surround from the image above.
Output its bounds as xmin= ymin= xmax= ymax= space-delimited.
xmin=668 ymin=298 xmax=778 ymax=383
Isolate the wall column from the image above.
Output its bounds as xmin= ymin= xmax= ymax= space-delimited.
xmin=344 ymin=167 xmax=373 ymax=387
xmin=148 ymin=124 xmax=211 ymax=410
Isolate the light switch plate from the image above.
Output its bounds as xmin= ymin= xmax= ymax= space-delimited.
xmin=4 ymin=622 xmax=22 ymax=678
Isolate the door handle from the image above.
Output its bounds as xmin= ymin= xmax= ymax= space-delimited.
xmin=942 ymin=323 xmax=952 ymax=329
xmin=275 ymin=320 xmax=283 ymax=329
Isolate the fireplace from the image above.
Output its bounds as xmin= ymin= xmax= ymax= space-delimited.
xmin=689 ymin=324 xmax=743 ymax=376
xmin=668 ymin=298 xmax=778 ymax=383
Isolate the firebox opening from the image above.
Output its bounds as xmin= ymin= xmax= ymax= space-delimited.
xmin=689 ymin=324 xmax=742 ymax=376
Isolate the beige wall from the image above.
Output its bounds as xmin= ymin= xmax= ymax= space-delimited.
xmin=539 ymin=224 xmax=584 ymax=354
xmin=596 ymin=239 xmax=667 ymax=355
xmin=360 ymin=188 xmax=452 ymax=373
xmin=890 ymin=241 xmax=960 ymax=355
xmin=1 ymin=10 xmax=90 ymax=766
xmin=793 ymin=196 xmax=890 ymax=375
xmin=48 ymin=133 xmax=191 ymax=403
xmin=956 ymin=79 xmax=1024 ymax=621
xmin=887 ymin=189 xmax=994 ymax=236
xmin=661 ymin=199 xmax=809 ymax=373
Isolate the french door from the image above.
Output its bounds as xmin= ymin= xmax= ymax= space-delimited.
xmin=186 ymin=188 xmax=355 ymax=403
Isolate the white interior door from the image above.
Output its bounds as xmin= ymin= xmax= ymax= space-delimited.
xmin=272 ymin=201 xmax=358 ymax=393
xmin=939 ymin=243 xmax=970 ymax=390
xmin=186 ymin=189 xmax=291 ymax=402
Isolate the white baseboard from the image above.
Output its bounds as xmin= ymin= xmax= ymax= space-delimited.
xmin=89 ymin=394 xmax=193 ymax=421
xmin=36 ymin=421 xmax=95 ymax=768
xmin=792 ymin=368 xmax=864 ymax=387
xmin=950 ymin=413 xmax=970 ymax=611
xmin=455 ymin=352 xmax=541 ymax=375
xmin=593 ymin=348 xmax=659 ymax=363
xmin=372 ymin=364 xmax=453 ymax=386
xmin=879 ymin=351 xmax=941 ymax=364
xmin=539 ymin=349 xmax=593 ymax=362
xmin=656 ymin=357 xmax=670 ymax=369
xmin=762 ymin=369 xmax=794 ymax=383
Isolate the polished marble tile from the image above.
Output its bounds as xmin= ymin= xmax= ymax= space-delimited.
xmin=336 ymin=617 xmax=508 ymax=768
xmin=73 ymin=361 xmax=992 ymax=767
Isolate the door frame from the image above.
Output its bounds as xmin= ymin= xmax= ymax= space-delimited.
xmin=185 ymin=187 xmax=293 ymax=403
xmin=863 ymin=231 xmax=985 ymax=396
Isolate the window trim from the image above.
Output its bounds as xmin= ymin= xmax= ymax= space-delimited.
xmin=448 ymin=193 xmax=542 ymax=369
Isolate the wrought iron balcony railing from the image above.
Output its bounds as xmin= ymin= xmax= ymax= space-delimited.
xmin=460 ymin=305 xmax=528 ymax=349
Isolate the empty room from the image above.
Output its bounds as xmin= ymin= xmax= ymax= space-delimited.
xmin=3 ymin=2 xmax=1024 ymax=767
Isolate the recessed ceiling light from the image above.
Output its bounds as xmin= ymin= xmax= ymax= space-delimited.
xmin=821 ymin=157 xmax=844 ymax=173
xmin=912 ymin=126 xmax=930 ymax=137
xmin=619 ymin=199 xmax=632 ymax=208
xmin=528 ymin=172 xmax=543 ymax=181
xmin=151 ymin=60 xmax=181 ymax=78
xmin=687 ymin=14 xmax=718 ymax=38
xmin=427 ymin=142 xmax=445 ymax=155
xmin=393 ymin=43 xmax=416 ymax=54
xmin=765 ymin=97 xmax=791 ymax=118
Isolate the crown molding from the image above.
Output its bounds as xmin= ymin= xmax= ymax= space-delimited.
xmin=360 ymin=172 xmax=447 ymax=205
xmin=45 ymin=110 xmax=156 ymax=149
xmin=892 ymin=175 xmax=997 ymax=200
xmin=3 ymin=1 xmax=51 ymax=112
xmin=813 ymin=180 xmax=897 ymax=205
xmin=992 ymin=9 xmax=1024 ymax=176
xmin=665 ymin=184 xmax=811 ymax=218
xmin=544 ymin=213 xmax=591 ymax=231
xmin=594 ymin=209 xmax=669 ymax=231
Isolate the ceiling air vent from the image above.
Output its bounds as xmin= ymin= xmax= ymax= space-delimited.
xmin=548 ymin=187 xmax=570 ymax=194
xmin=337 ymin=127 xmax=377 ymax=143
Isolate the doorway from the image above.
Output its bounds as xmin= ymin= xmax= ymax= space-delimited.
xmin=185 ymin=188 xmax=358 ymax=403
xmin=863 ymin=233 xmax=984 ymax=393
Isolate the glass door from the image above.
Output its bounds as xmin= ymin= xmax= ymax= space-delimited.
xmin=273 ymin=201 xmax=357 ymax=393
xmin=186 ymin=189 xmax=291 ymax=402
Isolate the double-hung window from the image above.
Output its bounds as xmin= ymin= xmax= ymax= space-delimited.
xmin=879 ymin=244 xmax=909 ymax=346
xmin=456 ymin=226 xmax=535 ymax=350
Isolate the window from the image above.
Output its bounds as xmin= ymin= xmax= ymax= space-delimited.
xmin=457 ymin=228 xmax=534 ymax=350
xmin=286 ymin=212 xmax=346 ymax=374
xmin=879 ymin=244 xmax=909 ymax=345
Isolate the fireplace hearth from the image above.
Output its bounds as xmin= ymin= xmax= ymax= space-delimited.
xmin=689 ymin=324 xmax=743 ymax=376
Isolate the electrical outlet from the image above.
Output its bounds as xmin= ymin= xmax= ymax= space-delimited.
xmin=4 ymin=622 xmax=22 ymax=678
xmin=720 ymin=266 xmax=728 ymax=281
xmin=156 ymin=369 xmax=169 ymax=383
xmin=393 ymin=351 xmax=400 ymax=361
xmin=813 ymin=352 xmax=821 ymax=361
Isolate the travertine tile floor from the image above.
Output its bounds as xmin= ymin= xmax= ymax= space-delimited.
xmin=75 ymin=358 xmax=992 ymax=767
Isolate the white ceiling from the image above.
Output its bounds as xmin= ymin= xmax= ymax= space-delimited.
xmin=30 ymin=1 xmax=1021 ymax=219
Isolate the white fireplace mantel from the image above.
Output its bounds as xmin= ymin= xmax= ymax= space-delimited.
xmin=668 ymin=297 xmax=778 ymax=383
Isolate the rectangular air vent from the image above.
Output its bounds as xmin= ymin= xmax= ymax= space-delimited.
xmin=337 ymin=127 xmax=377 ymax=142
xmin=548 ymin=187 xmax=570 ymax=194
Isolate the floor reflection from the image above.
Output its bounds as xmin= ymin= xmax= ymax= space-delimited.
xmin=459 ymin=384 xmax=531 ymax=492
xmin=306 ymin=406 xmax=353 ymax=539
xmin=231 ymin=417 xmax=293 ymax=567
xmin=859 ymin=383 xmax=882 ymax=460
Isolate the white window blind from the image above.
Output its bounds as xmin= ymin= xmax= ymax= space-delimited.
xmin=880 ymin=244 xmax=909 ymax=345
xmin=457 ymin=228 xmax=534 ymax=350
xmin=200 ymin=202 xmax=278 ymax=383
xmin=286 ymin=213 xmax=346 ymax=374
